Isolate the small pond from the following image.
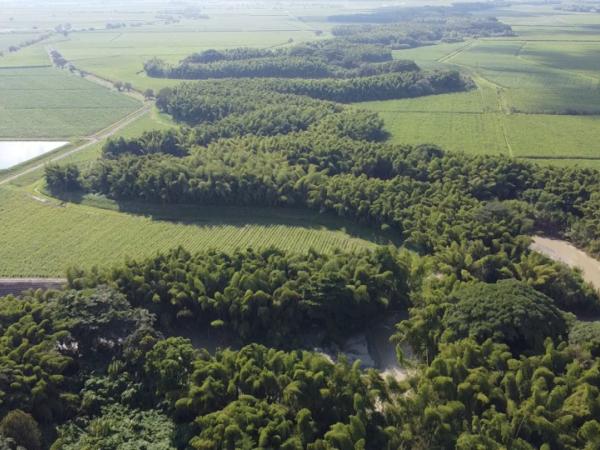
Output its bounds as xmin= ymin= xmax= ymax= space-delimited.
xmin=0 ymin=141 xmax=68 ymax=170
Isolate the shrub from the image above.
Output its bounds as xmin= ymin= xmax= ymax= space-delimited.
xmin=443 ymin=279 xmax=568 ymax=352
xmin=0 ymin=410 xmax=42 ymax=450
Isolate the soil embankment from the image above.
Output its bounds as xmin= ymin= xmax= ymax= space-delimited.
xmin=0 ymin=278 xmax=66 ymax=297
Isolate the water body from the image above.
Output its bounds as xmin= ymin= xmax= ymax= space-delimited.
xmin=531 ymin=236 xmax=600 ymax=290
xmin=0 ymin=141 xmax=68 ymax=170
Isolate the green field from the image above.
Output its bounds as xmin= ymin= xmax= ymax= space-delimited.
xmin=0 ymin=185 xmax=381 ymax=277
xmin=0 ymin=66 xmax=140 ymax=138
xmin=359 ymin=94 xmax=600 ymax=160
xmin=359 ymin=7 xmax=600 ymax=166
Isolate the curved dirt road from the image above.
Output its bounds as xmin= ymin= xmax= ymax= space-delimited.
xmin=531 ymin=236 xmax=600 ymax=290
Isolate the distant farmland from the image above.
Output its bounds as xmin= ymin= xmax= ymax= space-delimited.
xmin=357 ymin=9 xmax=600 ymax=167
xmin=0 ymin=66 xmax=140 ymax=138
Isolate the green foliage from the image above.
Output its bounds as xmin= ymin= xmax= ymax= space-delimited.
xmin=45 ymin=286 xmax=155 ymax=367
xmin=569 ymin=321 xmax=600 ymax=357
xmin=44 ymin=163 xmax=81 ymax=193
xmin=67 ymin=246 xmax=409 ymax=345
xmin=54 ymin=405 xmax=175 ymax=450
xmin=0 ymin=410 xmax=42 ymax=450
xmin=0 ymin=292 xmax=76 ymax=424
xmin=390 ymin=339 xmax=600 ymax=449
xmin=443 ymin=280 xmax=568 ymax=352
xmin=330 ymin=13 xmax=513 ymax=43
xmin=264 ymin=69 xmax=470 ymax=103
xmin=180 ymin=344 xmax=389 ymax=449
xmin=102 ymin=129 xmax=187 ymax=158
xmin=144 ymin=337 xmax=202 ymax=406
xmin=0 ymin=245 xmax=598 ymax=449
xmin=145 ymin=40 xmax=402 ymax=80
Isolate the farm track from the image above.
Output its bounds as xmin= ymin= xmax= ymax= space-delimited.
xmin=45 ymin=45 xmax=146 ymax=102
xmin=0 ymin=45 xmax=151 ymax=186
xmin=437 ymin=39 xmax=477 ymax=64
xmin=434 ymin=43 xmax=519 ymax=157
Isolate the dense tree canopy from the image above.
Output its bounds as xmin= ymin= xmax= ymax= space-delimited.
xmin=66 ymin=246 xmax=409 ymax=346
xmin=145 ymin=40 xmax=413 ymax=80
xmin=442 ymin=280 xmax=568 ymax=352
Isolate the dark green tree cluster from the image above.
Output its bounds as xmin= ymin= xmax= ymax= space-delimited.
xmin=145 ymin=40 xmax=403 ymax=80
xmin=154 ymin=81 xmax=342 ymax=127
xmin=395 ymin=257 xmax=599 ymax=364
xmin=173 ymin=344 xmax=393 ymax=449
xmin=102 ymin=129 xmax=187 ymax=158
xmin=331 ymin=17 xmax=513 ymax=48
xmin=145 ymin=56 xmax=334 ymax=80
xmin=0 ymin=285 xmax=158 ymax=445
xmin=329 ymin=7 xmax=513 ymax=42
xmin=0 ymin=247 xmax=405 ymax=449
xmin=66 ymin=246 xmax=409 ymax=345
xmin=569 ymin=321 xmax=600 ymax=357
xmin=262 ymin=69 xmax=469 ymax=103
xmin=441 ymin=280 xmax=568 ymax=353
xmin=44 ymin=164 xmax=81 ymax=194
xmin=2 ymin=246 xmax=600 ymax=448
xmin=388 ymin=338 xmax=600 ymax=449
xmin=147 ymin=64 xmax=468 ymax=105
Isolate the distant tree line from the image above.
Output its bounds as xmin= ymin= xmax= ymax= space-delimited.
xmin=332 ymin=16 xmax=513 ymax=48
xmin=3 ymin=32 xmax=53 ymax=56
xmin=144 ymin=40 xmax=402 ymax=80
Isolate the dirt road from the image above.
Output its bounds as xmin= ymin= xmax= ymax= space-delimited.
xmin=531 ymin=236 xmax=600 ymax=290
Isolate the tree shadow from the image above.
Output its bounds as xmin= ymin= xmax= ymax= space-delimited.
xmin=51 ymin=191 xmax=404 ymax=248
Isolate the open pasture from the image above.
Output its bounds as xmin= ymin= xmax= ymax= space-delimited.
xmin=444 ymin=40 xmax=600 ymax=114
xmin=504 ymin=114 xmax=600 ymax=159
xmin=362 ymin=97 xmax=600 ymax=159
xmin=0 ymin=66 xmax=140 ymax=138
